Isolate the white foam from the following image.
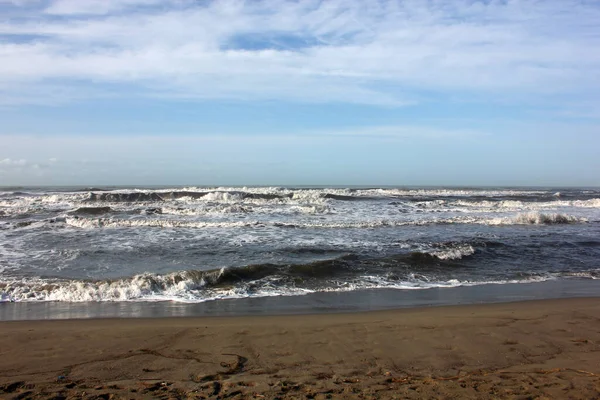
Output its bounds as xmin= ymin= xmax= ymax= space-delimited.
xmin=64 ymin=217 xmax=258 ymax=229
xmin=487 ymin=212 xmax=585 ymax=225
xmin=0 ymin=192 xmax=86 ymax=218
xmin=160 ymin=204 xmax=254 ymax=216
xmin=1 ymin=188 xmax=598 ymax=223
xmin=322 ymin=274 xmax=558 ymax=293
xmin=86 ymin=187 xmax=550 ymax=202
xmin=430 ymin=244 xmax=476 ymax=260
xmin=289 ymin=205 xmax=331 ymax=214
xmin=60 ymin=211 xmax=586 ymax=231
xmin=442 ymin=198 xmax=600 ymax=212
xmin=4 ymin=266 xmax=588 ymax=304
xmin=560 ymin=271 xmax=600 ymax=280
xmin=575 ymin=198 xmax=600 ymax=208
xmin=0 ymin=272 xmax=204 ymax=302
xmin=200 ymin=191 xmax=245 ymax=202
xmin=0 ymin=272 xmax=312 ymax=303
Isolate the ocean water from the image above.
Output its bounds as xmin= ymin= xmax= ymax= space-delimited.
xmin=1 ymin=186 xmax=599 ymax=303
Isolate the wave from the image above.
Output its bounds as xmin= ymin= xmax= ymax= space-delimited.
xmin=70 ymin=206 xmax=113 ymax=215
xmin=0 ymin=252 xmax=441 ymax=301
xmin=156 ymin=205 xmax=252 ymax=216
xmin=61 ymin=212 xmax=585 ymax=231
xmin=1 ymin=189 xmax=598 ymax=219
xmin=3 ymin=264 xmax=594 ymax=303
xmin=4 ymin=193 xmax=597 ymax=216
xmin=64 ymin=216 xmax=258 ymax=229
xmin=0 ymin=258 xmax=351 ymax=302
xmin=88 ymin=191 xmax=295 ymax=203
xmin=75 ymin=187 xmax=111 ymax=192
xmin=86 ymin=189 xmax=360 ymax=204
xmin=89 ymin=192 xmax=167 ymax=202
xmin=0 ymin=191 xmax=36 ymax=198
xmin=575 ymin=198 xmax=600 ymax=208
xmin=323 ymin=193 xmax=377 ymax=201
xmin=2 ymin=236 xmax=598 ymax=303
xmin=0 ymin=193 xmax=87 ymax=211
xmin=13 ymin=221 xmax=34 ymax=228
xmin=505 ymin=212 xmax=583 ymax=225
xmin=449 ymin=198 xmax=600 ymax=210
xmin=428 ymin=244 xmax=476 ymax=260
xmin=456 ymin=212 xmax=586 ymax=226
xmin=156 ymin=204 xmax=330 ymax=216
xmin=83 ymin=188 xmax=576 ymax=204
xmin=560 ymin=271 xmax=600 ymax=279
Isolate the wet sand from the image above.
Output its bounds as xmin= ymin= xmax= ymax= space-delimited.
xmin=1 ymin=298 xmax=600 ymax=399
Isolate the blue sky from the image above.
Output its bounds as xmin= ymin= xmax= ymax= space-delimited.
xmin=0 ymin=0 xmax=599 ymax=186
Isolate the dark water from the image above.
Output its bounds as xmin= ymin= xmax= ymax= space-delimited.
xmin=1 ymin=186 xmax=599 ymax=303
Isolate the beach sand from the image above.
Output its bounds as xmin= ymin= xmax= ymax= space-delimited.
xmin=1 ymin=298 xmax=600 ymax=399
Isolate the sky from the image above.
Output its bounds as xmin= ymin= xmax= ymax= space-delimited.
xmin=0 ymin=0 xmax=599 ymax=186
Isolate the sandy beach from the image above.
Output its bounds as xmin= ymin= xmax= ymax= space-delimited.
xmin=1 ymin=298 xmax=600 ymax=399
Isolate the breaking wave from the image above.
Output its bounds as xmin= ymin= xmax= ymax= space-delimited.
xmin=451 ymin=198 xmax=600 ymax=210
xmin=64 ymin=216 xmax=257 ymax=229
xmin=3 ymin=262 xmax=594 ymax=303
xmin=0 ymin=271 xmax=525 ymax=303
xmin=1 ymin=187 xmax=598 ymax=221
xmin=70 ymin=206 xmax=113 ymax=215
xmin=429 ymin=244 xmax=476 ymax=260
xmin=81 ymin=188 xmax=561 ymax=204
xmin=59 ymin=212 xmax=585 ymax=230
xmin=87 ymin=190 xmax=296 ymax=203
xmin=2 ymin=231 xmax=598 ymax=303
xmin=510 ymin=212 xmax=582 ymax=225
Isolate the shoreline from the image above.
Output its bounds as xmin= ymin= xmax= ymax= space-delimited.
xmin=2 ymin=297 xmax=600 ymax=399
xmin=2 ymin=278 xmax=600 ymax=321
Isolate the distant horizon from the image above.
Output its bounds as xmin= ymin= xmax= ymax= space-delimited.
xmin=1 ymin=184 xmax=598 ymax=190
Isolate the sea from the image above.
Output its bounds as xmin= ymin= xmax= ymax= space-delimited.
xmin=1 ymin=186 xmax=600 ymax=317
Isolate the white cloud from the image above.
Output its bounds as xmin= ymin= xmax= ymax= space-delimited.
xmin=0 ymin=0 xmax=599 ymax=108
xmin=0 ymin=158 xmax=28 ymax=166
xmin=0 ymin=0 xmax=41 ymax=5
xmin=44 ymin=0 xmax=166 ymax=15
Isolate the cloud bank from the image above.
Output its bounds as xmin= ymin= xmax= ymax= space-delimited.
xmin=1 ymin=0 xmax=599 ymax=108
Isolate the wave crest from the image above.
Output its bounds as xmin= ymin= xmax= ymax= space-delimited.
xmin=60 ymin=212 xmax=585 ymax=231
xmin=511 ymin=212 xmax=582 ymax=225
xmin=430 ymin=244 xmax=476 ymax=260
